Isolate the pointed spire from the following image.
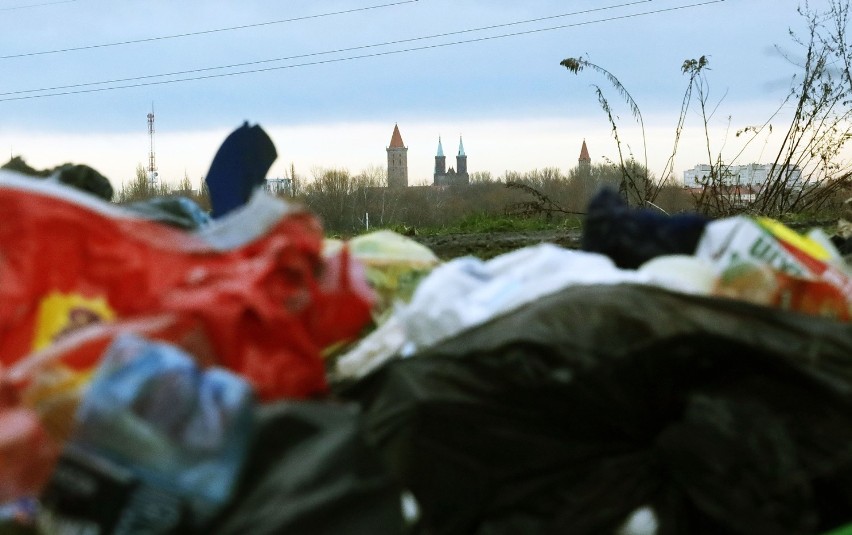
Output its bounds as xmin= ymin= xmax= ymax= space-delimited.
xmin=389 ymin=123 xmax=405 ymax=148
xmin=436 ymin=136 xmax=444 ymax=157
xmin=579 ymin=139 xmax=590 ymax=162
xmin=458 ymin=136 xmax=465 ymax=157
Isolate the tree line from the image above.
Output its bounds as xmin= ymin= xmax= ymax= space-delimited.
xmin=289 ymin=161 xmax=694 ymax=234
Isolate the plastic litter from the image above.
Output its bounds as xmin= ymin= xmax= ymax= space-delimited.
xmin=636 ymin=255 xmax=717 ymax=295
xmin=1 ymin=158 xmax=113 ymax=201
xmin=204 ymin=122 xmax=277 ymax=218
xmin=208 ymin=401 xmax=403 ymax=535
xmin=0 ymin=406 xmax=58 ymax=506
xmin=335 ymin=244 xmax=649 ymax=380
xmin=326 ymin=230 xmax=440 ymax=321
xmin=695 ymin=216 xmax=852 ymax=321
xmin=0 ymin=169 xmax=372 ymax=400
xmin=38 ymin=334 xmax=254 ymax=533
xmin=123 ymin=196 xmax=211 ymax=230
xmin=0 ymin=124 xmax=381 ymax=534
xmin=3 ymin=129 xmax=852 ymax=535
xmin=582 ymin=187 xmax=710 ymax=269
xmin=342 ymin=283 xmax=852 ymax=535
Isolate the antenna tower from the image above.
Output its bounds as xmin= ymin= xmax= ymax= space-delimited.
xmin=147 ymin=106 xmax=158 ymax=187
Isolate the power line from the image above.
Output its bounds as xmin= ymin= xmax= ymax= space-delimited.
xmin=0 ymin=0 xmax=655 ymax=96
xmin=1 ymin=0 xmax=724 ymax=101
xmin=0 ymin=0 xmax=725 ymax=102
xmin=0 ymin=0 xmax=76 ymax=11
xmin=0 ymin=0 xmax=420 ymax=60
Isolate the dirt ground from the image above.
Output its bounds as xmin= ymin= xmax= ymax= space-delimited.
xmin=414 ymin=229 xmax=583 ymax=260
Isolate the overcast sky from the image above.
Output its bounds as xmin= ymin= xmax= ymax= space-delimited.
xmin=0 ymin=0 xmax=841 ymax=189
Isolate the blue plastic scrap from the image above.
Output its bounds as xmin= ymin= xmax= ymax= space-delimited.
xmin=204 ymin=122 xmax=277 ymax=218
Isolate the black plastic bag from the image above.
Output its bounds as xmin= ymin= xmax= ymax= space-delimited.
xmin=582 ymin=188 xmax=709 ymax=269
xmin=341 ymin=284 xmax=852 ymax=535
xmin=208 ymin=401 xmax=404 ymax=535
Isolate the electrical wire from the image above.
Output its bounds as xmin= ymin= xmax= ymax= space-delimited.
xmin=0 ymin=0 xmax=76 ymax=12
xmin=0 ymin=0 xmax=726 ymax=102
xmin=0 ymin=0 xmax=420 ymax=59
xmin=0 ymin=0 xmax=654 ymax=97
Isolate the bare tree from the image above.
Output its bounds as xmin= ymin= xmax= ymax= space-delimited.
xmin=560 ymin=56 xmax=653 ymax=205
xmin=303 ymin=167 xmax=355 ymax=230
xmin=751 ymin=0 xmax=852 ymax=216
xmin=470 ymin=171 xmax=496 ymax=184
xmin=561 ymin=1 xmax=852 ymax=219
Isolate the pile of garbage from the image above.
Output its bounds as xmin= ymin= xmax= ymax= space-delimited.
xmin=336 ymin=189 xmax=852 ymax=535
xmin=1 ymin=123 xmax=852 ymax=535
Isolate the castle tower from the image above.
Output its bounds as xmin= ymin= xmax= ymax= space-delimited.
xmin=386 ymin=124 xmax=408 ymax=188
xmin=434 ymin=136 xmax=446 ymax=182
xmin=456 ymin=136 xmax=468 ymax=184
xmin=578 ymin=139 xmax=591 ymax=175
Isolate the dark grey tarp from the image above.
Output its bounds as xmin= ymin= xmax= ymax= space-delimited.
xmin=341 ymin=284 xmax=852 ymax=535
xmin=209 ymin=401 xmax=404 ymax=535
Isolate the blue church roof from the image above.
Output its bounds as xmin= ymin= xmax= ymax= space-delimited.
xmin=436 ymin=136 xmax=444 ymax=157
xmin=458 ymin=136 xmax=466 ymax=157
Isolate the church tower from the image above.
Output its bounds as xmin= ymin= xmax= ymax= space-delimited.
xmin=578 ymin=139 xmax=591 ymax=175
xmin=387 ymin=124 xmax=408 ymax=188
xmin=434 ymin=136 xmax=446 ymax=182
xmin=456 ymin=136 xmax=468 ymax=180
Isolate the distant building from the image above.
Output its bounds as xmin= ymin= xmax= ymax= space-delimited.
xmin=433 ymin=136 xmax=469 ymax=186
xmin=683 ymin=163 xmax=803 ymax=189
xmin=387 ymin=124 xmax=409 ymax=188
xmin=265 ymin=177 xmax=293 ymax=196
xmin=578 ymin=139 xmax=591 ymax=175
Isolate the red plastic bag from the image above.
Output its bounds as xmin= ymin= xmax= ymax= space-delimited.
xmin=0 ymin=174 xmax=373 ymax=400
xmin=0 ymin=390 xmax=58 ymax=504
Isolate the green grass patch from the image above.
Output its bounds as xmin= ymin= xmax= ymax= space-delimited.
xmin=415 ymin=213 xmax=583 ymax=236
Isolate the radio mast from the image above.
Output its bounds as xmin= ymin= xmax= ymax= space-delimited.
xmin=147 ymin=105 xmax=158 ymax=187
